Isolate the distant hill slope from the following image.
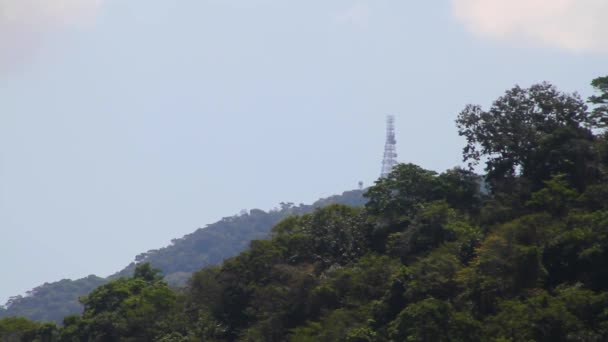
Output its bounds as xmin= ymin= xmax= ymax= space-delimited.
xmin=0 ymin=190 xmax=366 ymax=323
xmin=114 ymin=189 xmax=366 ymax=283
xmin=0 ymin=276 xmax=105 ymax=323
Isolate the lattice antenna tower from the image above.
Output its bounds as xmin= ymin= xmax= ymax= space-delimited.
xmin=380 ymin=115 xmax=398 ymax=178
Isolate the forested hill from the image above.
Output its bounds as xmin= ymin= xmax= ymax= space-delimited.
xmin=2 ymin=77 xmax=608 ymax=341
xmin=113 ymin=189 xmax=367 ymax=284
xmin=0 ymin=190 xmax=366 ymax=323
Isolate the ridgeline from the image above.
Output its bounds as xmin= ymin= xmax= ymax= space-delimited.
xmin=2 ymin=76 xmax=608 ymax=341
xmin=0 ymin=190 xmax=366 ymax=323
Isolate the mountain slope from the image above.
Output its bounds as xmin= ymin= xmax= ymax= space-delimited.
xmin=0 ymin=277 xmax=105 ymax=323
xmin=3 ymin=77 xmax=608 ymax=341
xmin=114 ymin=189 xmax=366 ymax=283
xmin=0 ymin=190 xmax=365 ymax=323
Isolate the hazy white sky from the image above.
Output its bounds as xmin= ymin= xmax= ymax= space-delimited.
xmin=0 ymin=0 xmax=605 ymax=303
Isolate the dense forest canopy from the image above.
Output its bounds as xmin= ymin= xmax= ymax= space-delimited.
xmin=2 ymin=76 xmax=608 ymax=341
xmin=0 ymin=190 xmax=366 ymax=324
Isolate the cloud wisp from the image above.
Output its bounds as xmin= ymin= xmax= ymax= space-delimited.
xmin=0 ymin=0 xmax=102 ymax=72
xmin=336 ymin=2 xmax=371 ymax=29
xmin=452 ymin=0 xmax=608 ymax=54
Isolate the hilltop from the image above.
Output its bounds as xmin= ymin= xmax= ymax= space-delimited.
xmin=0 ymin=190 xmax=366 ymax=323
xmin=2 ymin=77 xmax=608 ymax=341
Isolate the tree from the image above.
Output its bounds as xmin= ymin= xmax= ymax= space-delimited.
xmin=387 ymin=201 xmax=456 ymax=260
xmin=589 ymin=76 xmax=608 ymax=126
xmin=456 ymin=82 xmax=599 ymax=190
xmin=388 ymin=298 xmax=480 ymax=342
xmin=437 ymin=167 xmax=483 ymax=215
xmin=76 ymin=264 xmax=182 ymax=341
xmin=273 ymin=205 xmax=370 ymax=266
xmin=8 ymin=77 xmax=608 ymax=342
xmin=483 ymin=292 xmax=582 ymax=341
xmin=364 ymin=163 xmax=442 ymax=218
xmin=133 ymin=262 xmax=164 ymax=283
xmin=0 ymin=317 xmax=40 ymax=342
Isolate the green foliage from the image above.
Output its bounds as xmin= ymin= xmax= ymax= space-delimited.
xmin=122 ymin=189 xmax=367 ymax=281
xmin=2 ymin=190 xmax=366 ymax=323
xmin=456 ymin=82 xmax=599 ymax=190
xmin=590 ymin=76 xmax=608 ymax=126
xmin=403 ymin=246 xmax=462 ymax=301
xmin=133 ymin=262 xmax=164 ymax=283
xmin=0 ymin=317 xmax=42 ymax=342
xmin=0 ymin=276 xmax=106 ymax=324
xmin=388 ymin=298 xmax=480 ymax=342
xmin=288 ymin=308 xmax=370 ymax=342
xmin=484 ymin=292 xmax=582 ymax=342
xmin=437 ymin=167 xmax=483 ymax=215
xmin=544 ymin=210 xmax=608 ymax=289
xmin=273 ymin=205 xmax=370 ymax=266
xmin=72 ymin=263 xmax=185 ymax=341
xmin=364 ymin=165 xmax=482 ymax=255
xmin=364 ymin=163 xmax=442 ymax=218
xmin=6 ymin=77 xmax=608 ymax=341
xmin=527 ymin=175 xmax=578 ymax=216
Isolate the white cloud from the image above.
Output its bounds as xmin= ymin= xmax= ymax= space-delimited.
xmin=0 ymin=0 xmax=102 ymax=72
xmin=452 ymin=0 xmax=608 ymax=53
xmin=336 ymin=2 xmax=371 ymax=29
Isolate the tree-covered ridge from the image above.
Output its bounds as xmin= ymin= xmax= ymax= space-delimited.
xmin=3 ymin=76 xmax=608 ymax=341
xmin=0 ymin=277 xmax=106 ymax=324
xmin=0 ymin=190 xmax=365 ymax=324
xmin=115 ymin=189 xmax=367 ymax=283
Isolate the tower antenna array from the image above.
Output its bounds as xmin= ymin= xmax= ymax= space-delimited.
xmin=381 ymin=115 xmax=398 ymax=178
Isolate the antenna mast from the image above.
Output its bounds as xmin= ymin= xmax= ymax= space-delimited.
xmin=380 ymin=115 xmax=398 ymax=178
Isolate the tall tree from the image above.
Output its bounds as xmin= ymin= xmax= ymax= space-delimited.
xmin=590 ymin=76 xmax=608 ymax=126
xmin=456 ymin=82 xmax=599 ymax=190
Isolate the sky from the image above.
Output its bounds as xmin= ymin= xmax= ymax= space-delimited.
xmin=0 ymin=0 xmax=605 ymax=303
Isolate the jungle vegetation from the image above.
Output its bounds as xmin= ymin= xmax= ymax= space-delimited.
xmin=2 ymin=76 xmax=607 ymax=341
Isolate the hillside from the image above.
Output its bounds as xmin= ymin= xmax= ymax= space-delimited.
xmin=2 ymin=77 xmax=608 ymax=341
xmin=0 ymin=277 xmax=105 ymax=324
xmin=114 ymin=189 xmax=366 ymax=283
xmin=0 ymin=190 xmax=365 ymax=323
